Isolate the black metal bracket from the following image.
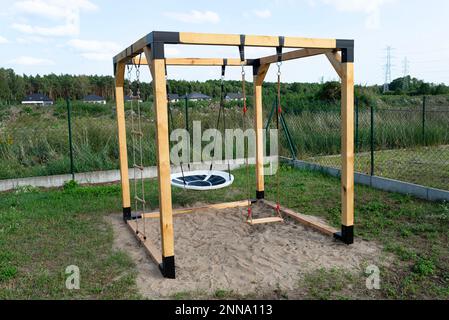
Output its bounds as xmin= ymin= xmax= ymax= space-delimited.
xmin=239 ymin=34 xmax=246 ymax=62
xmin=256 ymin=190 xmax=265 ymax=199
xmin=222 ymin=58 xmax=227 ymax=77
xmin=277 ymin=36 xmax=285 ymax=62
xmin=336 ymin=39 xmax=354 ymax=63
xmin=123 ymin=207 xmax=131 ymax=221
xmin=252 ymin=58 xmax=261 ymax=76
xmin=159 ymin=255 xmax=176 ymax=279
xmin=334 ymin=225 xmax=354 ymax=244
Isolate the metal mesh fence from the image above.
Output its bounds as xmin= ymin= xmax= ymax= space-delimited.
xmin=1 ymin=95 xmax=448 ymax=191
xmin=280 ymin=96 xmax=449 ymax=190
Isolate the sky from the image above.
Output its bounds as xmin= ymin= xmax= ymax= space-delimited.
xmin=1 ymin=0 xmax=449 ymax=85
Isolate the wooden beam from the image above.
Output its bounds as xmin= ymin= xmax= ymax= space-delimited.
xmin=114 ymin=31 xmax=338 ymax=64
xmin=144 ymin=47 xmax=175 ymax=262
xmin=179 ymin=32 xmax=336 ymax=49
xmin=341 ymin=62 xmax=355 ymax=228
xmin=325 ymin=51 xmax=344 ymax=78
xmin=131 ymin=57 xmax=248 ymax=66
xmin=247 ymin=217 xmax=283 ymax=225
xmin=259 ymin=48 xmax=332 ymax=65
xmin=262 ymin=200 xmax=338 ymax=236
xmin=115 ymin=62 xmax=131 ymax=213
xmin=127 ymin=220 xmax=162 ymax=265
xmin=254 ymin=64 xmax=270 ymax=198
xmin=142 ymin=200 xmax=250 ymax=219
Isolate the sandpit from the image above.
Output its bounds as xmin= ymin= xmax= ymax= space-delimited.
xmin=109 ymin=202 xmax=385 ymax=299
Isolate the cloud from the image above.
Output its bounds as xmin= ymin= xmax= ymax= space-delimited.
xmin=0 ymin=36 xmax=8 ymax=44
xmin=164 ymin=10 xmax=220 ymax=24
xmin=253 ymin=9 xmax=272 ymax=18
xmin=67 ymin=39 xmax=121 ymax=61
xmin=9 ymin=56 xmax=55 ymax=66
xmin=309 ymin=0 xmax=395 ymax=29
xmin=12 ymin=0 xmax=98 ymax=37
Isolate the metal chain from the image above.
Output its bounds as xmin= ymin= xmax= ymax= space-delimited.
xmin=275 ymin=62 xmax=283 ymax=218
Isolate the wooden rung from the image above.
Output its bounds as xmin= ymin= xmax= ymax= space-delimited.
xmin=247 ymin=217 xmax=284 ymax=225
xmin=134 ymin=196 xmax=146 ymax=204
xmin=131 ymin=130 xmax=144 ymax=137
xmin=133 ymin=164 xmax=144 ymax=170
xmin=261 ymin=200 xmax=338 ymax=236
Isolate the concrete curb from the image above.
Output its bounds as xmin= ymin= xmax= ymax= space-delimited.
xmin=283 ymin=158 xmax=449 ymax=202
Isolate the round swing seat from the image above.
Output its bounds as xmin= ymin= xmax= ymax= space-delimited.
xmin=170 ymin=170 xmax=234 ymax=191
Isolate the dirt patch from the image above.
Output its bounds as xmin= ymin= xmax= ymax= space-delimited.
xmin=108 ymin=203 xmax=387 ymax=299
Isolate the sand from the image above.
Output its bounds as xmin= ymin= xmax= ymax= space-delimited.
xmin=108 ymin=202 xmax=385 ymax=299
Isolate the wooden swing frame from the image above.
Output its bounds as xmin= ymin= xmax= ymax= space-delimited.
xmin=114 ymin=31 xmax=355 ymax=279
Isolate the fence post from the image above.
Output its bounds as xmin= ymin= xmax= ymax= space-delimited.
xmin=422 ymin=95 xmax=426 ymax=145
xmin=370 ymin=103 xmax=374 ymax=176
xmin=355 ymin=97 xmax=359 ymax=153
xmin=66 ymin=97 xmax=75 ymax=181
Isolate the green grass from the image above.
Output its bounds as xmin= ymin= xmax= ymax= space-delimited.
xmin=0 ymin=165 xmax=448 ymax=299
xmin=308 ymin=145 xmax=449 ymax=190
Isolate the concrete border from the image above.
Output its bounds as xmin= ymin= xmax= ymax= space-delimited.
xmin=283 ymin=157 xmax=449 ymax=202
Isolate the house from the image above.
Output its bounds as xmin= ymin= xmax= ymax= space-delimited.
xmin=183 ymin=92 xmax=211 ymax=102
xmin=168 ymin=93 xmax=180 ymax=102
xmin=21 ymin=93 xmax=53 ymax=106
xmin=225 ymin=92 xmax=243 ymax=101
xmin=124 ymin=95 xmax=143 ymax=103
xmin=83 ymin=94 xmax=106 ymax=104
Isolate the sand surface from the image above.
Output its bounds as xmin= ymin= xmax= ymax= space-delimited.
xmin=108 ymin=202 xmax=385 ymax=298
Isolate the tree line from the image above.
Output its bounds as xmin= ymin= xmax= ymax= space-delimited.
xmin=1 ymin=67 xmax=448 ymax=106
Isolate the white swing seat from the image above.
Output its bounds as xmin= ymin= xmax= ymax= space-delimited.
xmin=247 ymin=217 xmax=284 ymax=225
xmin=170 ymin=170 xmax=234 ymax=191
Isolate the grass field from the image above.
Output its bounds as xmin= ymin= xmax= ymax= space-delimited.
xmin=1 ymin=166 xmax=448 ymax=299
xmin=308 ymin=145 xmax=449 ymax=190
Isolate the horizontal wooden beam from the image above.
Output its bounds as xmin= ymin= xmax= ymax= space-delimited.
xmin=130 ymin=57 xmax=248 ymax=66
xmin=262 ymin=200 xmax=338 ymax=236
xmin=113 ymin=31 xmax=341 ymax=64
xmin=259 ymin=48 xmax=333 ymax=65
xmin=179 ymin=32 xmax=337 ymax=49
xmin=142 ymin=200 xmax=250 ymax=219
xmin=126 ymin=220 xmax=162 ymax=265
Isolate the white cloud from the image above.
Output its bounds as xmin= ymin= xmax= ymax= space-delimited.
xmin=0 ymin=36 xmax=8 ymax=44
xmin=253 ymin=9 xmax=272 ymax=18
xmin=309 ymin=0 xmax=395 ymax=29
xmin=164 ymin=10 xmax=220 ymax=24
xmin=12 ymin=0 xmax=98 ymax=37
xmin=67 ymin=39 xmax=121 ymax=61
xmin=9 ymin=56 xmax=55 ymax=66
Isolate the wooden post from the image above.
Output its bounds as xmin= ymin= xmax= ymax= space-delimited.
xmin=115 ymin=61 xmax=131 ymax=220
xmin=338 ymin=61 xmax=355 ymax=244
xmin=253 ymin=63 xmax=270 ymax=199
xmin=144 ymin=46 xmax=175 ymax=278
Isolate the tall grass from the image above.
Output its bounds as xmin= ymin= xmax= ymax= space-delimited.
xmin=0 ymin=98 xmax=448 ymax=180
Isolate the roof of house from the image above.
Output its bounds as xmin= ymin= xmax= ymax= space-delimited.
xmin=168 ymin=93 xmax=180 ymax=100
xmin=184 ymin=92 xmax=211 ymax=100
xmin=225 ymin=92 xmax=243 ymax=99
xmin=83 ymin=94 xmax=105 ymax=101
xmin=22 ymin=93 xmax=53 ymax=102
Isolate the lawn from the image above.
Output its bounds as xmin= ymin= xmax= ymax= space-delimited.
xmin=0 ymin=166 xmax=448 ymax=299
xmin=307 ymin=145 xmax=449 ymax=191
